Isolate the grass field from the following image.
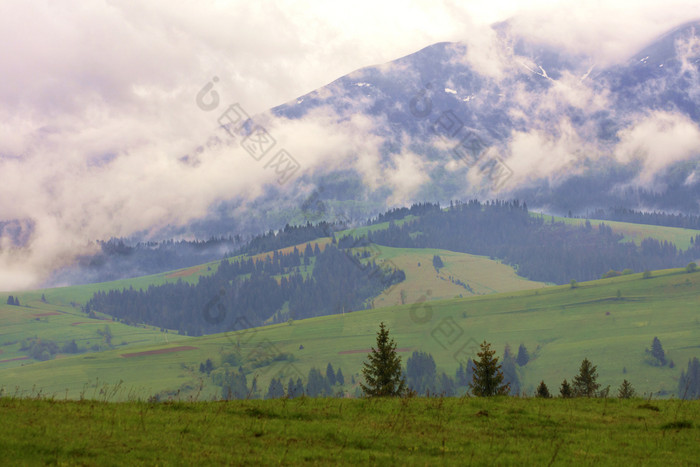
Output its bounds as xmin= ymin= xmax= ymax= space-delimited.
xmin=0 ymin=397 xmax=697 ymax=465
xmin=2 ymin=267 xmax=698 ymax=401
xmin=368 ymin=245 xmax=546 ymax=308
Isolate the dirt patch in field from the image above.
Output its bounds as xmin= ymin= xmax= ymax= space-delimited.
xmin=0 ymin=356 xmax=30 ymax=363
xmin=32 ymin=312 xmax=61 ymax=317
xmin=121 ymin=346 xmax=198 ymax=358
xmin=166 ymin=265 xmax=205 ymax=279
xmin=338 ymin=347 xmax=412 ymax=355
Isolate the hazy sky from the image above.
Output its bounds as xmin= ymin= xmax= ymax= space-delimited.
xmin=1 ymin=0 xmax=699 ymax=290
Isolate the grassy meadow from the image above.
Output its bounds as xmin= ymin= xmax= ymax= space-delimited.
xmin=0 ymin=397 xmax=697 ymax=465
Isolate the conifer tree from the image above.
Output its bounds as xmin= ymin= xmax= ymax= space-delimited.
xmin=678 ymin=357 xmax=700 ymax=399
xmin=265 ymin=378 xmax=285 ymax=399
xmin=559 ymin=379 xmax=573 ymax=398
xmin=650 ymin=337 xmax=666 ymax=366
xmin=573 ymin=358 xmax=600 ymax=397
xmin=469 ymin=341 xmax=510 ymax=396
xmin=336 ymin=368 xmax=345 ymax=385
xmin=360 ymin=322 xmax=405 ymax=397
xmin=326 ymin=363 xmax=336 ymax=386
xmin=536 ymin=381 xmax=551 ymax=398
xmin=516 ymin=343 xmax=529 ymax=366
xmin=287 ymin=378 xmax=296 ymax=398
xmin=617 ymin=379 xmax=635 ymax=399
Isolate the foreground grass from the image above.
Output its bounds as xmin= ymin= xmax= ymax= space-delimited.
xmin=0 ymin=397 xmax=697 ymax=465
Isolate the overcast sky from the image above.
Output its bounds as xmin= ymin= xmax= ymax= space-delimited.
xmin=1 ymin=0 xmax=699 ymax=290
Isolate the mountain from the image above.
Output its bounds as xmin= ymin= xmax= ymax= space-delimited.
xmin=45 ymin=20 xmax=700 ymax=285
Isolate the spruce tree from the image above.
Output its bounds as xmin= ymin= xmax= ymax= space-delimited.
xmin=501 ymin=347 xmax=520 ymax=395
xmin=536 ymin=381 xmax=551 ymax=398
xmin=617 ymin=379 xmax=635 ymax=399
xmin=265 ymin=378 xmax=285 ymax=399
xmin=559 ymin=379 xmax=573 ymax=398
xmin=573 ymin=358 xmax=600 ymax=397
xmin=336 ymin=368 xmax=345 ymax=385
xmin=326 ymin=363 xmax=336 ymax=386
xmin=516 ymin=343 xmax=529 ymax=366
xmin=469 ymin=341 xmax=510 ymax=396
xmin=678 ymin=357 xmax=700 ymax=399
xmin=360 ymin=322 xmax=405 ymax=397
xmin=287 ymin=378 xmax=296 ymax=398
xmin=650 ymin=337 xmax=666 ymax=366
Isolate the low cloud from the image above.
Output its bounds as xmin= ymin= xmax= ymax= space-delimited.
xmin=1 ymin=1 xmax=699 ymax=289
xmin=614 ymin=111 xmax=700 ymax=186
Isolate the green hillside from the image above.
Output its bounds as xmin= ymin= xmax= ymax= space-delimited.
xmin=2 ymin=267 xmax=698 ymax=401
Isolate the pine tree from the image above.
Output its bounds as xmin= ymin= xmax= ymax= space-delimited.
xmin=516 ymin=343 xmax=529 ymax=366
xmin=501 ymin=347 xmax=520 ymax=395
xmin=650 ymin=337 xmax=666 ymax=366
xmin=336 ymin=368 xmax=345 ymax=385
xmin=406 ymin=350 xmax=437 ymax=395
xmin=295 ymin=377 xmax=304 ymax=397
xmin=360 ymin=322 xmax=406 ymax=397
xmin=573 ymin=358 xmax=600 ymax=397
xmin=287 ymin=378 xmax=296 ymax=398
xmin=265 ymin=378 xmax=285 ymax=399
xmin=326 ymin=363 xmax=336 ymax=386
xmin=559 ymin=379 xmax=573 ymax=398
xmin=618 ymin=379 xmax=635 ymax=399
xmin=678 ymin=357 xmax=700 ymax=399
xmin=469 ymin=341 xmax=510 ymax=396
xmin=306 ymin=368 xmax=330 ymax=397
xmin=536 ymin=381 xmax=551 ymax=398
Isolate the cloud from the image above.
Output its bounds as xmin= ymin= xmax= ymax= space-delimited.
xmin=614 ymin=111 xmax=700 ymax=185
xmin=0 ymin=0 xmax=699 ymax=289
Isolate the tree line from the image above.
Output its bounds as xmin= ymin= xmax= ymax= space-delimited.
xmin=358 ymin=199 xmax=700 ymax=284
xmin=86 ymin=243 xmax=405 ymax=335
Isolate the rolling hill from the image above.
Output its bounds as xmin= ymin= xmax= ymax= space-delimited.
xmin=1 ymin=266 xmax=698 ymax=401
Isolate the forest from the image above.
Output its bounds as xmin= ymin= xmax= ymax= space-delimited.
xmin=86 ymin=243 xmax=405 ymax=335
xmin=362 ymin=200 xmax=700 ymax=284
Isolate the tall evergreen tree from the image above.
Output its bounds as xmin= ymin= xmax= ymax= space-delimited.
xmin=306 ymin=368 xmax=330 ymax=397
xmin=336 ymin=368 xmax=345 ymax=385
xmin=516 ymin=343 xmax=530 ymax=366
xmin=265 ymin=378 xmax=285 ymax=399
xmin=469 ymin=341 xmax=510 ymax=396
xmin=326 ymin=363 xmax=336 ymax=386
xmin=678 ymin=357 xmax=700 ymax=399
xmin=287 ymin=378 xmax=296 ymax=398
xmin=559 ymin=379 xmax=573 ymax=398
xmin=501 ymin=347 xmax=520 ymax=396
xmin=360 ymin=322 xmax=405 ymax=397
xmin=406 ymin=351 xmax=437 ymax=395
xmin=617 ymin=380 xmax=635 ymax=399
xmin=650 ymin=337 xmax=666 ymax=366
xmin=536 ymin=381 xmax=551 ymax=398
xmin=573 ymin=358 xmax=600 ymax=397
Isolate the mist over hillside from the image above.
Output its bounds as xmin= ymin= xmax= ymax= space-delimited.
xmin=2 ymin=16 xmax=700 ymax=289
